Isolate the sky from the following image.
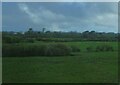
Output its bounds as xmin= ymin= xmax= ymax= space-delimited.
xmin=2 ymin=2 xmax=118 ymax=33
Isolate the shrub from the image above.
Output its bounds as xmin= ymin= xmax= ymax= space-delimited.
xmin=2 ymin=44 xmax=24 ymax=57
xmin=104 ymin=45 xmax=114 ymax=51
xmin=96 ymin=45 xmax=114 ymax=52
xmin=2 ymin=43 xmax=72 ymax=57
xmin=25 ymin=38 xmax=35 ymax=43
xmin=96 ymin=46 xmax=103 ymax=52
xmin=86 ymin=46 xmax=93 ymax=52
xmin=45 ymin=44 xmax=72 ymax=56
xmin=3 ymin=36 xmax=21 ymax=43
xmin=70 ymin=45 xmax=80 ymax=52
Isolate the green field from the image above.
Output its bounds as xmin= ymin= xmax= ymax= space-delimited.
xmin=2 ymin=41 xmax=118 ymax=83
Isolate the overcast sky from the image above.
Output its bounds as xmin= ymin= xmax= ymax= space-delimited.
xmin=2 ymin=2 xmax=118 ymax=32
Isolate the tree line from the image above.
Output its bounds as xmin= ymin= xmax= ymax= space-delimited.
xmin=2 ymin=28 xmax=119 ymax=43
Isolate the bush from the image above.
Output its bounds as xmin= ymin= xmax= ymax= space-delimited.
xmin=45 ymin=44 xmax=72 ymax=56
xmin=2 ymin=44 xmax=24 ymax=57
xmin=25 ymin=38 xmax=35 ymax=43
xmin=104 ymin=45 xmax=114 ymax=51
xmin=96 ymin=46 xmax=103 ymax=52
xmin=96 ymin=45 xmax=114 ymax=52
xmin=86 ymin=46 xmax=93 ymax=52
xmin=2 ymin=43 xmax=72 ymax=57
xmin=70 ymin=45 xmax=80 ymax=52
xmin=3 ymin=36 xmax=21 ymax=43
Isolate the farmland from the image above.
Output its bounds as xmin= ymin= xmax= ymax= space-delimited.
xmin=2 ymin=2 xmax=119 ymax=83
xmin=2 ymin=41 xmax=118 ymax=83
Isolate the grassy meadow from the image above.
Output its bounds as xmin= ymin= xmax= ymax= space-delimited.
xmin=2 ymin=2 xmax=119 ymax=83
xmin=2 ymin=41 xmax=118 ymax=83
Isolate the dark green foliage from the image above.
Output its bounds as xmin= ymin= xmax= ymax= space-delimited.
xmin=25 ymin=38 xmax=35 ymax=43
xmin=86 ymin=45 xmax=114 ymax=52
xmin=3 ymin=36 xmax=21 ymax=43
xmin=36 ymin=38 xmax=74 ymax=42
xmin=70 ymin=45 xmax=80 ymax=52
xmin=96 ymin=46 xmax=103 ymax=52
xmin=2 ymin=43 xmax=72 ymax=57
xmin=2 ymin=30 xmax=118 ymax=43
xmin=45 ymin=44 xmax=72 ymax=56
xmin=86 ymin=46 xmax=93 ymax=52
xmin=96 ymin=45 xmax=114 ymax=52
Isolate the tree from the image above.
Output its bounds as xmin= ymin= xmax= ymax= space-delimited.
xmin=42 ymin=28 xmax=46 ymax=33
xmin=28 ymin=28 xmax=33 ymax=33
xmin=82 ymin=31 xmax=89 ymax=39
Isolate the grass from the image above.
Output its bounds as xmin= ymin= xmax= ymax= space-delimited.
xmin=2 ymin=41 xmax=118 ymax=83
xmin=4 ymin=41 xmax=118 ymax=52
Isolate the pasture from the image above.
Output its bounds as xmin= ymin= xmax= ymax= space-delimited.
xmin=2 ymin=41 xmax=118 ymax=83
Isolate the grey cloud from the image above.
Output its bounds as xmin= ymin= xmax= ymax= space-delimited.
xmin=18 ymin=3 xmax=118 ymax=32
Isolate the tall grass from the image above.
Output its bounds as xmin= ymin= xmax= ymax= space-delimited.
xmin=2 ymin=43 xmax=72 ymax=57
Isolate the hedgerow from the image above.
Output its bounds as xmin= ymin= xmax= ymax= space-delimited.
xmin=2 ymin=43 xmax=72 ymax=57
